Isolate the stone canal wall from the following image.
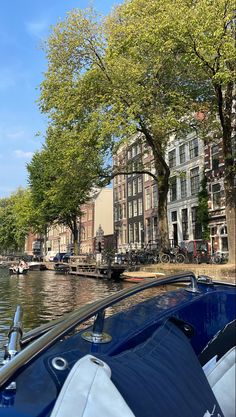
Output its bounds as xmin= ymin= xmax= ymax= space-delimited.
xmin=142 ymin=263 xmax=235 ymax=283
xmin=43 ymin=261 xmax=235 ymax=283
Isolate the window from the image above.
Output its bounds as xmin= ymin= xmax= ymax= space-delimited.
xmin=119 ymin=205 xmax=122 ymax=220
xmin=182 ymin=209 xmax=188 ymax=240
xmin=145 ymin=188 xmax=151 ymax=210
xmin=129 ymin=224 xmax=133 ymax=243
xmin=211 ymin=145 xmax=219 ymax=170
xmin=81 ymin=227 xmax=86 ymax=240
xmin=191 ymin=207 xmax=202 ymax=239
xmin=138 ymin=198 xmax=143 ymax=215
xmin=87 ymin=226 xmax=92 ymax=238
xmin=133 ymin=200 xmax=138 ymax=216
xmin=146 ymin=218 xmax=151 ymax=241
xmin=138 ymin=177 xmax=142 ymax=193
xmin=212 ymin=183 xmax=221 ymax=209
xmin=139 ymin=222 xmax=144 ymax=243
xmin=122 ymin=203 xmax=126 ymax=218
xmin=132 ymin=145 xmax=137 ymax=157
xmin=168 ymin=149 xmax=176 ymax=168
xmin=114 ymin=207 xmax=118 ymax=222
xmin=128 ymin=202 xmax=132 ymax=218
xmin=189 ymin=138 xmax=199 ymax=159
xmin=180 ymin=174 xmax=187 ymax=198
xmin=220 ymin=226 xmax=228 ymax=252
xmin=122 ymin=226 xmax=127 ymax=244
xmin=122 ymin=185 xmax=126 ymax=199
xmin=128 ymin=182 xmax=132 ymax=197
xmin=127 ymin=149 xmax=132 ymax=160
xmin=152 ymin=184 xmax=158 ymax=208
xmin=88 ymin=209 xmax=93 ymax=220
xmin=144 ymin=172 xmax=150 ymax=182
xmin=169 ymin=177 xmax=177 ymax=201
xmin=171 ymin=211 xmax=177 ymax=222
xmin=134 ymin=223 xmax=139 ymax=242
xmin=153 ymin=217 xmax=158 ymax=241
xmin=179 ymin=144 xmax=186 ymax=164
xmin=190 ymin=167 xmax=200 ymax=195
xmin=210 ymin=226 xmax=217 ymax=236
xmin=133 ymin=179 xmax=137 ymax=195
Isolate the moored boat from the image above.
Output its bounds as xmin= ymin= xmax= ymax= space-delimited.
xmin=9 ymin=266 xmax=28 ymax=275
xmin=121 ymin=271 xmax=165 ymax=283
xmin=54 ymin=263 xmax=70 ymax=274
xmin=0 ymin=272 xmax=235 ymax=416
xmin=28 ymin=262 xmax=47 ymax=271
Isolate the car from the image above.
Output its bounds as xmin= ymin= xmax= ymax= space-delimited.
xmin=52 ymin=253 xmax=66 ymax=262
xmin=44 ymin=251 xmax=58 ymax=262
xmin=62 ymin=252 xmax=74 ymax=263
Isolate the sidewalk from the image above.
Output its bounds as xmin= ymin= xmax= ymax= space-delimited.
xmin=142 ymin=263 xmax=235 ymax=284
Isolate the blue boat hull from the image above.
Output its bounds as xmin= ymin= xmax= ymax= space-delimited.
xmin=0 ymin=274 xmax=235 ymax=417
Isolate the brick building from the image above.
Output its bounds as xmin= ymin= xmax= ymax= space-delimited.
xmin=113 ymin=132 xmax=207 ymax=252
xmin=204 ymin=139 xmax=229 ymax=254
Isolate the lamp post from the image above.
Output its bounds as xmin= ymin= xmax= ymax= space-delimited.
xmin=58 ymin=237 xmax=61 ymax=253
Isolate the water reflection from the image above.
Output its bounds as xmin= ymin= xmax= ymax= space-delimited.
xmin=0 ymin=267 xmax=167 ymax=361
xmin=0 ymin=268 xmax=135 ymax=359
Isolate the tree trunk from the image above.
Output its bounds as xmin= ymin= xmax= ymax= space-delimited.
xmin=157 ymin=170 xmax=170 ymax=251
xmin=72 ymin=217 xmax=79 ymax=255
xmin=223 ymin=133 xmax=235 ymax=264
xmin=225 ymin=204 xmax=235 ymax=264
xmin=43 ymin=225 xmax=48 ymax=256
xmin=215 ymin=82 xmax=235 ymax=265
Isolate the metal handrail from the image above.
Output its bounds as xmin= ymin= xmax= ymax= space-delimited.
xmin=4 ymin=305 xmax=23 ymax=361
xmin=0 ymin=272 xmax=198 ymax=388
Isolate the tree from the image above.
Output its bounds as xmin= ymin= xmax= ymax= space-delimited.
xmin=197 ymin=176 xmax=210 ymax=241
xmin=27 ymin=126 xmax=105 ymax=254
xmin=0 ymin=189 xmax=32 ymax=253
xmin=39 ymin=1 xmax=235 ymax=257
xmin=162 ymin=0 xmax=235 ymax=262
xmin=39 ymin=5 xmax=196 ymax=250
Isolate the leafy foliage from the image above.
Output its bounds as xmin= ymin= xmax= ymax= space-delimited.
xmin=27 ymin=125 xmax=105 ymax=253
xmin=38 ymin=0 xmax=235 ymax=254
xmin=0 ymin=189 xmax=32 ymax=252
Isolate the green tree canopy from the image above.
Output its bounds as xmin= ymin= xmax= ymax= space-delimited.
xmin=0 ymin=189 xmax=32 ymax=253
xmin=39 ymin=0 xmax=235 ymax=256
xmin=27 ymin=125 xmax=106 ymax=253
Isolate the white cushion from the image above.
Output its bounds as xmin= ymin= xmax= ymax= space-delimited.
xmin=50 ymin=355 xmax=135 ymax=417
xmin=207 ymin=347 xmax=236 ymax=417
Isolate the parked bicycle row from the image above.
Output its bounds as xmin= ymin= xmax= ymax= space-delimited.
xmin=114 ymin=240 xmax=228 ymax=265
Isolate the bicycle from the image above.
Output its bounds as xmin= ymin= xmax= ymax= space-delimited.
xmin=160 ymin=248 xmax=185 ymax=264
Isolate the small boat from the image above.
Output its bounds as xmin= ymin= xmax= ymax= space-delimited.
xmin=0 ymin=272 xmax=235 ymax=417
xmin=28 ymin=262 xmax=47 ymax=271
xmin=121 ymin=271 xmax=165 ymax=283
xmin=54 ymin=263 xmax=70 ymax=274
xmin=9 ymin=265 xmax=28 ymax=275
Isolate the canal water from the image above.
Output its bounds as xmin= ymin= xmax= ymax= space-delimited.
xmin=0 ymin=267 xmax=150 ymax=361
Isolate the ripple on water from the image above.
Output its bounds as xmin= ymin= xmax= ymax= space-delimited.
xmin=0 ymin=268 xmax=162 ymax=361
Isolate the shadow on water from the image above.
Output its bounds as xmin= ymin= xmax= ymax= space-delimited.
xmin=0 ymin=267 xmax=165 ymax=360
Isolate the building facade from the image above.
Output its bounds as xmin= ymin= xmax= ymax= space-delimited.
xmin=113 ymin=132 xmax=208 ymax=252
xmin=167 ymin=134 xmax=205 ymax=246
xmin=204 ymin=139 xmax=229 ymax=254
xmin=25 ymin=188 xmax=114 ymax=257
xmin=80 ymin=188 xmax=114 ymax=254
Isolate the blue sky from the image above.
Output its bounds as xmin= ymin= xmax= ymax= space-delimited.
xmin=0 ymin=0 xmax=121 ymax=198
